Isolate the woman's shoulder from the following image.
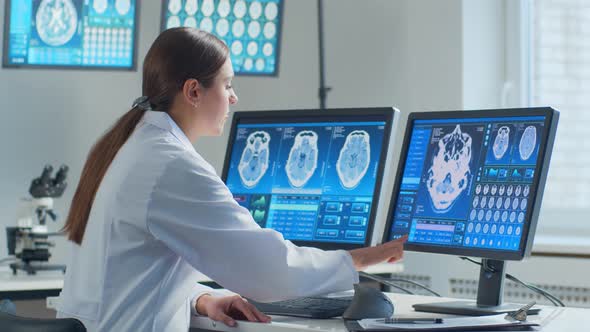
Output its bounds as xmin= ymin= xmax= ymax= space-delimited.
xmin=149 ymin=149 xmax=229 ymax=203
xmin=164 ymin=149 xmax=219 ymax=179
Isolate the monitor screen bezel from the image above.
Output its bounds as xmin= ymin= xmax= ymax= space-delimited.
xmin=2 ymin=0 xmax=140 ymax=71
xmin=382 ymin=107 xmax=559 ymax=261
xmin=221 ymin=108 xmax=395 ymax=250
xmin=159 ymin=0 xmax=284 ymax=77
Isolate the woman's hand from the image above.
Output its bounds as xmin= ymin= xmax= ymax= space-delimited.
xmin=348 ymin=235 xmax=408 ymax=270
xmin=196 ymin=294 xmax=271 ymax=327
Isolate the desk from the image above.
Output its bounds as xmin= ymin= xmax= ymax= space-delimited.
xmin=189 ymin=293 xmax=590 ymax=331
xmin=0 ymin=267 xmax=64 ymax=300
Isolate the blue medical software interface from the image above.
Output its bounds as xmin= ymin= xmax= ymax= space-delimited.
xmin=225 ymin=120 xmax=387 ymax=244
xmin=5 ymin=0 xmax=136 ymax=68
xmin=388 ymin=115 xmax=546 ymax=251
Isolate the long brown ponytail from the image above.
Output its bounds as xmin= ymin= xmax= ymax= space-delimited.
xmin=63 ymin=28 xmax=229 ymax=244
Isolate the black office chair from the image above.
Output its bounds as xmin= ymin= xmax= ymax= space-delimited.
xmin=0 ymin=311 xmax=86 ymax=332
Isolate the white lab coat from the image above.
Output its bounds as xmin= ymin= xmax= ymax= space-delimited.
xmin=57 ymin=111 xmax=359 ymax=332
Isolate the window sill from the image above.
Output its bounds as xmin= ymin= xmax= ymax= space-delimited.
xmin=532 ymin=234 xmax=590 ymax=256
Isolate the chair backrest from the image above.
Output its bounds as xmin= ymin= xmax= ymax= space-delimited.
xmin=0 ymin=311 xmax=86 ymax=332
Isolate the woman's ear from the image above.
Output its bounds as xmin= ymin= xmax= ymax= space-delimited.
xmin=182 ymin=79 xmax=202 ymax=107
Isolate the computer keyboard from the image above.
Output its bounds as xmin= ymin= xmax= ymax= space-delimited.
xmin=247 ymin=296 xmax=353 ymax=319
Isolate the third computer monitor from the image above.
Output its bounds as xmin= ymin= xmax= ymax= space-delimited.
xmin=384 ymin=107 xmax=559 ymax=261
xmin=222 ymin=108 xmax=398 ymax=250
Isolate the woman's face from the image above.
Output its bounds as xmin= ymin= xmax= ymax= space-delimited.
xmin=199 ymin=58 xmax=238 ymax=136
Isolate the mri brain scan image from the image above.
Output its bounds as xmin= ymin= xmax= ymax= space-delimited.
xmin=336 ymin=130 xmax=371 ymax=189
xmin=492 ymin=126 xmax=510 ymax=159
xmin=218 ymin=0 xmax=231 ymax=17
xmin=426 ymin=125 xmax=472 ymax=213
xmin=115 ymin=0 xmax=131 ymax=15
xmin=185 ymin=0 xmax=198 ymax=16
xmin=36 ymin=0 xmax=78 ymax=46
xmin=238 ymin=131 xmax=271 ymax=188
xmin=286 ymin=131 xmax=318 ymax=188
xmin=93 ymin=0 xmax=108 ymax=14
xmin=519 ymin=126 xmax=537 ymax=161
xmin=168 ymin=0 xmax=182 ymax=15
xmin=202 ymin=0 xmax=215 ymax=16
xmin=167 ymin=16 xmax=181 ymax=29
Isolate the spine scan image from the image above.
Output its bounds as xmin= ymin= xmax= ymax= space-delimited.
xmin=36 ymin=0 xmax=78 ymax=46
xmin=238 ymin=131 xmax=271 ymax=188
xmin=492 ymin=126 xmax=510 ymax=159
xmin=336 ymin=130 xmax=371 ymax=189
xmin=519 ymin=126 xmax=537 ymax=161
xmin=426 ymin=125 xmax=472 ymax=213
xmin=286 ymin=131 xmax=319 ymax=188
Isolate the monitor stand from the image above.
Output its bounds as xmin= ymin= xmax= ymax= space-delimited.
xmin=412 ymin=259 xmax=541 ymax=316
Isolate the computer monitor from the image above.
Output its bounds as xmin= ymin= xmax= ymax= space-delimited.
xmin=222 ymin=108 xmax=399 ymax=250
xmin=383 ymin=107 xmax=559 ymax=315
xmin=161 ymin=0 xmax=283 ymax=76
xmin=2 ymin=0 xmax=139 ymax=69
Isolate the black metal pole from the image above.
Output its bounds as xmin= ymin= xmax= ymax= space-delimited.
xmin=318 ymin=0 xmax=331 ymax=110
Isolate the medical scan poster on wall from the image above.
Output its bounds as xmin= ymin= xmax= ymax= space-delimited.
xmin=3 ymin=0 xmax=139 ymax=70
xmin=161 ymin=0 xmax=283 ymax=76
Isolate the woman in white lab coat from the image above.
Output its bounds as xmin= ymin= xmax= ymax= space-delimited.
xmin=57 ymin=27 xmax=406 ymax=332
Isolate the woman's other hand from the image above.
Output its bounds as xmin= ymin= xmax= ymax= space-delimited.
xmin=196 ymin=294 xmax=271 ymax=327
xmin=348 ymin=235 xmax=408 ymax=270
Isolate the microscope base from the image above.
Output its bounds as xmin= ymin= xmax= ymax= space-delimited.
xmin=10 ymin=262 xmax=66 ymax=275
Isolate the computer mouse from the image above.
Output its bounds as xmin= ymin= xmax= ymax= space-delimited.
xmin=342 ymin=284 xmax=394 ymax=320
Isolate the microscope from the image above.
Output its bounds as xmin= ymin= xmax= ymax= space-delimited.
xmin=5 ymin=165 xmax=69 ymax=275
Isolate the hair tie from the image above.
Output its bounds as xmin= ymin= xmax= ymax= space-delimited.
xmin=132 ymin=96 xmax=152 ymax=111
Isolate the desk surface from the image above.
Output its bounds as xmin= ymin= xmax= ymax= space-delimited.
xmin=190 ymin=293 xmax=590 ymax=331
xmin=0 ymin=268 xmax=64 ymax=292
xmin=0 ymin=263 xmax=403 ymax=293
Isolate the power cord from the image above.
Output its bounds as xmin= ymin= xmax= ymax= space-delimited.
xmin=359 ymin=271 xmax=421 ymax=296
xmin=384 ymin=277 xmax=442 ymax=297
xmin=459 ymin=256 xmax=565 ymax=307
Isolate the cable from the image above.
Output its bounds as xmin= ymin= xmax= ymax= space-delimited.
xmin=359 ymin=271 xmax=414 ymax=295
xmin=459 ymin=256 xmax=481 ymax=266
xmin=505 ymin=274 xmax=565 ymax=307
xmin=460 ymin=256 xmax=563 ymax=306
xmin=505 ymin=275 xmax=560 ymax=307
xmin=459 ymin=257 xmax=565 ymax=307
xmin=384 ymin=278 xmax=442 ymax=297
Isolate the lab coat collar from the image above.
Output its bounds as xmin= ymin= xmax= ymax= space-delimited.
xmin=140 ymin=111 xmax=195 ymax=152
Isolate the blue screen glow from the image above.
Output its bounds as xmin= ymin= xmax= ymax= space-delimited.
xmin=388 ymin=116 xmax=546 ymax=252
xmin=162 ymin=0 xmax=282 ymax=75
xmin=225 ymin=120 xmax=387 ymax=244
xmin=4 ymin=0 xmax=137 ymax=68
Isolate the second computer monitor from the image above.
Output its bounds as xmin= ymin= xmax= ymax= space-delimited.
xmin=222 ymin=108 xmax=398 ymax=250
xmin=384 ymin=107 xmax=559 ymax=261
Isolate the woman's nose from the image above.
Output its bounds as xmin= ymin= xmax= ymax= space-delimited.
xmin=230 ymin=92 xmax=238 ymax=105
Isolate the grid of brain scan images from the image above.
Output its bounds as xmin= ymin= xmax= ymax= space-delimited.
xmin=162 ymin=0 xmax=282 ymax=75
xmin=225 ymin=120 xmax=387 ymax=244
xmin=3 ymin=0 xmax=137 ymax=68
xmin=388 ymin=116 xmax=546 ymax=251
